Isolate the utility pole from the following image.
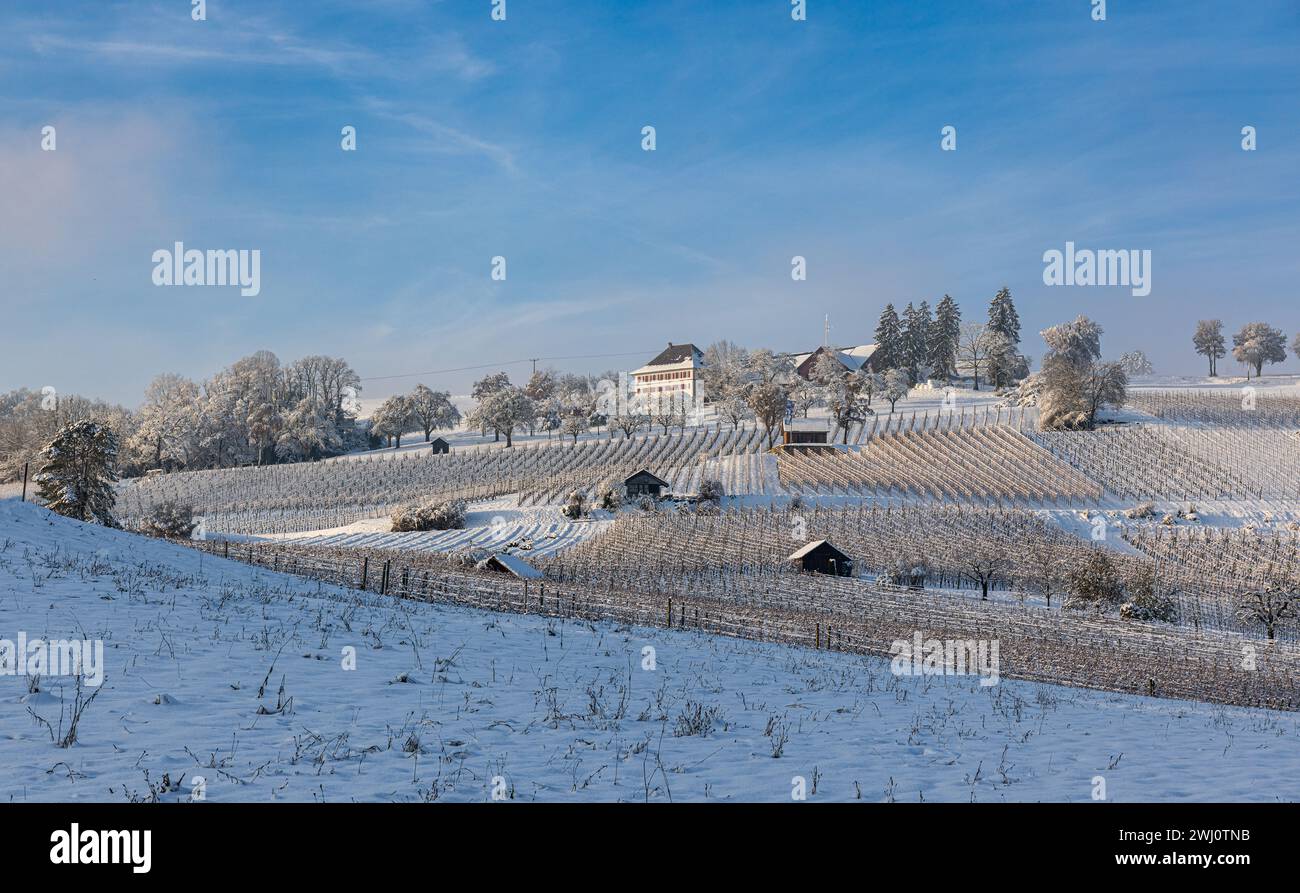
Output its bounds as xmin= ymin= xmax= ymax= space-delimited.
xmin=529 ymin=358 xmax=539 ymax=377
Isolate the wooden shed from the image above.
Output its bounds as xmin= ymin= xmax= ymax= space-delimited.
xmin=787 ymin=539 xmax=854 ymax=576
xmin=782 ymin=418 xmax=830 ymax=446
xmin=478 ymin=552 xmax=543 ymax=579
xmin=429 ymin=437 xmax=450 ymax=454
xmin=624 ymin=469 xmax=670 ymax=499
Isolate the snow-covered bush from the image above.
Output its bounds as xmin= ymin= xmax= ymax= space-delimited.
xmin=1062 ymin=549 xmax=1125 ymax=611
xmin=698 ymin=479 xmax=725 ymax=504
xmin=636 ymin=494 xmax=658 ymax=513
xmin=560 ymin=489 xmax=587 ymax=520
xmin=1125 ymin=501 xmax=1156 ymax=520
xmin=879 ymin=558 xmax=927 ymax=589
xmin=1119 ymin=565 xmax=1178 ymax=623
xmin=598 ymin=487 xmax=622 ymax=511
xmin=138 ymin=500 xmax=199 ymax=539
xmin=390 ymin=498 xmax=467 ymax=532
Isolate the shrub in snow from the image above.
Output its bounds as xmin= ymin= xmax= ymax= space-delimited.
xmin=1125 ymin=501 xmax=1156 ymax=520
xmin=698 ymin=479 xmax=725 ymax=504
xmin=35 ymin=420 xmax=120 ymax=526
xmin=880 ymin=558 xmax=927 ymax=590
xmin=390 ymin=498 xmax=467 ymax=532
xmin=1119 ymin=565 xmax=1178 ymax=623
xmin=636 ymin=495 xmax=658 ymax=513
xmin=560 ymin=489 xmax=587 ymax=520
xmin=598 ymin=488 xmax=622 ymax=511
xmin=673 ymin=701 xmax=725 ymax=738
xmin=138 ymin=500 xmax=199 ymax=539
xmin=1062 ymin=549 xmax=1125 ymax=612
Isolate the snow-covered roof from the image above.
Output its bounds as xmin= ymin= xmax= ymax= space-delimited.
xmin=479 ymin=552 xmax=543 ymax=579
xmin=631 ymin=358 xmax=700 ymax=376
xmin=786 ymin=539 xmax=849 ymax=562
xmin=625 ymin=468 xmax=670 ymax=487
xmin=783 ymin=418 xmax=830 ymax=432
xmin=841 ymin=343 xmax=878 ymax=363
xmin=632 ymin=344 xmax=703 ymax=377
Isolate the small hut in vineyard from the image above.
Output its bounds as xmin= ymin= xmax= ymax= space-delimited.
xmin=624 ymin=469 xmax=670 ymax=499
xmin=478 ymin=552 xmax=543 ymax=579
xmin=429 ymin=437 xmax=450 ymax=454
xmin=787 ymin=540 xmax=853 ymax=576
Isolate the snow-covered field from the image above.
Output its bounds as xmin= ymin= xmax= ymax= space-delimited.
xmin=1 ymin=499 xmax=1296 ymax=803
xmin=252 ymin=499 xmax=609 ymax=558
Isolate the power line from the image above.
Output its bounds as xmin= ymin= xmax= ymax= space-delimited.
xmin=359 ymin=350 xmax=658 ymax=383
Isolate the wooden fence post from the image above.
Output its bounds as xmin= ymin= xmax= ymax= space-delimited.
xmin=20 ymin=462 xmax=29 ymax=502
xmin=360 ymin=556 xmax=369 ymax=590
xmin=666 ymin=597 xmax=673 ymax=627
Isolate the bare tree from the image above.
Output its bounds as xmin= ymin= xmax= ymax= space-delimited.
xmin=1236 ymin=585 xmax=1293 ymax=640
xmin=955 ymin=323 xmax=1002 ymax=391
xmin=961 ymin=548 xmax=1011 ymax=601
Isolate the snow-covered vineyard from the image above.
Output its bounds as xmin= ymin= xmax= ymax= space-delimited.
xmin=91 ymin=384 xmax=1300 ymax=712
xmin=8 ymin=381 xmax=1300 ymax=803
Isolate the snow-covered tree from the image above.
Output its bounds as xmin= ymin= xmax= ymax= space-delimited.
xmin=716 ymin=393 xmax=751 ymax=430
xmin=1232 ymin=322 xmax=1287 ymax=378
xmin=955 ymin=322 xmax=1001 ymax=391
xmin=472 ymin=386 xmax=535 ymax=448
xmin=882 ymin=368 xmax=910 ymax=413
xmin=824 ymin=368 xmax=875 ymax=443
xmin=746 ymin=348 xmax=792 ymax=385
xmin=275 ymin=396 xmax=341 ymax=461
xmin=1235 ymin=585 xmax=1293 ymax=641
xmin=986 ymin=287 xmax=1021 ymax=347
xmin=1042 ymin=316 xmax=1103 ymax=368
xmin=471 ymin=371 xmax=513 ymax=441
xmin=408 ymin=384 xmax=460 ymax=442
xmin=651 ymin=393 xmax=685 ymax=434
xmin=1117 ymin=350 xmax=1154 ymax=377
xmin=1193 ymin=320 xmax=1226 ymax=377
xmin=35 ymin=419 xmax=120 ymax=526
xmin=929 ymin=294 xmax=962 ymax=381
xmin=789 ymin=376 xmax=821 ymax=419
xmin=746 ymin=379 xmax=789 ymax=447
xmin=902 ymin=302 xmax=932 ymax=384
xmin=700 ymin=341 xmax=751 ymax=403
xmin=1037 ymin=316 xmax=1126 ymax=429
xmin=561 ymin=407 xmax=588 ymax=443
xmin=371 ymin=395 xmax=415 ymax=448
xmin=873 ymin=304 xmax=903 ymax=371
xmin=128 ymin=373 xmax=201 ymax=471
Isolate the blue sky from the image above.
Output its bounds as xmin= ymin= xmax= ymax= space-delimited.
xmin=2 ymin=0 xmax=1298 ymax=405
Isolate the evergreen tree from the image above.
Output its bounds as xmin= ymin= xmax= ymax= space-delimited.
xmin=930 ymin=295 xmax=962 ymax=381
xmin=34 ymin=419 xmax=120 ymax=526
xmin=987 ymin=287 xmax=1022 ymax=388
xmin=901 ymin=302 xmax=934 ymax=384
xmin=873 ymin=303 xmax=903 ymax=371
xmin=987 ymin=287 xmax=1021 ymax=346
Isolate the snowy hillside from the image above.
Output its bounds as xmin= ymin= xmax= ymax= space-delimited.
xmin=1 ymin=499 xmax=1296 ymax=803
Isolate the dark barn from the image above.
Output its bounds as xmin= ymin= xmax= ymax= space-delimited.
xmin=788 ymin=539 xmax=854 ymax=576
xmin=624 ymin=469 xmax=670 ymax=499
xmin=429 ymin=437 xmax=450 ymax=454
